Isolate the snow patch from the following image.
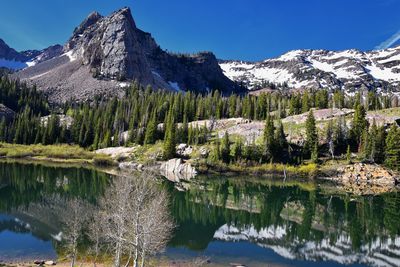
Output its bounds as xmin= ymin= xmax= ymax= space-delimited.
xmin=119 ymin=82 xmax=130 ymax=88
xmin=25 ymin=61 xmax=36 ymax=67
xmin=168 ymin=81 xmax=181 ymax=92
xmin=64 ymin=50 xmax=77 ymax=62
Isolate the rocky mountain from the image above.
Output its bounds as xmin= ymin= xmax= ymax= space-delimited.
xmin=220 ymin=47 xmax=400 ymax=95
xmin=13 ymin=8 xmax=241 ymax=103
xmin=0 ymin=38 xmax=62 ymax=70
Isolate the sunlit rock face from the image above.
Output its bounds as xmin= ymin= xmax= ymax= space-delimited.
xmin=14 ymin=8 xmax=241 ymax=103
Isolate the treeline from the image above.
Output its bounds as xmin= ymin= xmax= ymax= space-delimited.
xmin=211 ymin=100 xmax=400 ymax=171
xmin=0 ymin=76 xmax=400 ymax=169
xmin=0 ymin=76 xmax=48 ymax=114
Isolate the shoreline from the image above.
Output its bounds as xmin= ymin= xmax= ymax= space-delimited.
xmin=0 ymin=143 xmax=398 ymax=196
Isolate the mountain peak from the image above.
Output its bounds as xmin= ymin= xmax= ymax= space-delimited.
xmin=73 ymin=11 xmax=102 ymax=36
xmin=109 ymin=6 xmax=136 ymax=28
xmin=14 ymin=7 xmax=241 ymax=103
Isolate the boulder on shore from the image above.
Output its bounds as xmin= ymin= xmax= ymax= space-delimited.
xmin=160 ymin=158 xmax=197 ymax=182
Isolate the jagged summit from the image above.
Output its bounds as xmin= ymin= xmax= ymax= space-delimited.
xmin=72 ymin=11 xmax=102 ymax=37
xmin=14 ymin=7 xmax=240 ymax=103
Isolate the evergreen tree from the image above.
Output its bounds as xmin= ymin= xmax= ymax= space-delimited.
xmin=274 ymin=120 xmax=287 ymax=160
xmin=385 ymin=125 xmax=400 ymax=171
xmin=233 ymin=138 xmax=243 ymax=162
xmin=301 ymin=91 xmax=310 ymax=113
xmin=163 ymin=110 xmax=176 ymax=160
xmin=351 ymin=103 xmax=368 ymax=147
xmin=144 ymin=111 xmax=157 ymax=145
xmin=305 ymin=110 xmax=318 ymax=155
xmin=311 ymin=141 xmax=319 ymax=163
xmin=263 ymin=115 xmax=275 ymax=162
xmin=315 ymin=90 xmax=329 ymax=109
xmin=220 ymin=132 xmax=231 ymax=164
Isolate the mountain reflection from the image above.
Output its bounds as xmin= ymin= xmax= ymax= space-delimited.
xmin=168 ymin=177 xmax=400 ymax=267
xmin=0 ymin=162 xmax=399 ymax=266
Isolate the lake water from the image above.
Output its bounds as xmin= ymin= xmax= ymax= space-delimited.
xmin=0 ymin=162 xmax=399 ymax=266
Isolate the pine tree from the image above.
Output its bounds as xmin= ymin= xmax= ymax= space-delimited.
xmin=263 ymin=115 xmax=275 ymax=162
xmin=351 ymin=103 xmax=368 ymax=147
xmin=360 ymin=129 xmax=371 ymax=161
xmin=274 ymin=120 xmax=287 ymax=160
xmin=301 ymin=91 xmax=310 ymax=113
xmin=144 ymin=111 xmax=157 ymax=144
xmin=233 ymin=138 xmax=243 ymax=162
xmin=220 ymin=132 xmax=231 ymax=164
xmin=305 ymin=110 xmax=318 ymax=155
xmin=385 ymin=125 xmax=400 ymax=171
xmin=163 ymin=109 xmax=176 ymax=160
xmin=180 ymin=115 xmax=189 ymax=143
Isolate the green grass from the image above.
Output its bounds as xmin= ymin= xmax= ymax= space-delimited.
xmin=0 ymin=143 xmax=115 ymax=166
xmin=368 ymin=107 xmax=400 ymax=116
xmin=202 ymin=160 xmax=319 ymax=177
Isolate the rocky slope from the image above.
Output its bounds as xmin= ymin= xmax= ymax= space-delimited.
xmin=220 ymin=47 xmax=400 ymax=95
xmin=14 ymin=8 xmax=241 ymax=103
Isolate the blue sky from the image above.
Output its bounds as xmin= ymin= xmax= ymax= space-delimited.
xmin=0 ymin=0 xmax=399 ymax=61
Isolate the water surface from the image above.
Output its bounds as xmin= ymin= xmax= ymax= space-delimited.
xmin=0 ymin=162 xmax=399 ymax=266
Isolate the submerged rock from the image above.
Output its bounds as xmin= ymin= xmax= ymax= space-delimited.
xmin=160 ymin=158 xmax=197 ymax=182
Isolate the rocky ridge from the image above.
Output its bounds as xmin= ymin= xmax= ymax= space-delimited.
xmin=0 ymin=38 xmax=62 ymax=70
xmin=220 ymin=47 xmax=400 ymax=95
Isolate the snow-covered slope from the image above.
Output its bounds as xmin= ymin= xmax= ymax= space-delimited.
xmin=220 ymin=47 xmax=400 ymax=94
xmin=0 ymin=38 xmax=62 ymax=71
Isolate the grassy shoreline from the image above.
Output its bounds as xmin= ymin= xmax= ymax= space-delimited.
xmin=0 ymin=143 xmax=116 ymax=167
xmin=0 ymin=143 xmax=324 ymax=178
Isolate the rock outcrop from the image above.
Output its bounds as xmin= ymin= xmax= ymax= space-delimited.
xmin=160 ymin=158 xmax=197 ymax=182
xmin=0 ymin=104 xmax=15 ymax=121
xmin=329 ymin=163 xmax=399 ymax=195
xmin=15 ymin=7 xmax=241 ymax=103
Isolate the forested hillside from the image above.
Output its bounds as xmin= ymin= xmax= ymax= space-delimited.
xmin=0 ymin=75 xmax=400 ymax=170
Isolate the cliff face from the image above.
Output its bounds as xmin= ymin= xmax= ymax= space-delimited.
xmin=14 ymin=7 xmax=241 ymax=103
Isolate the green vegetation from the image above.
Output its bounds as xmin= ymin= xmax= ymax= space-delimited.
xmin=0 ymin=143 xmax=114 ymax=166
xmin=0 ymin=74 xmax=400 ymax=174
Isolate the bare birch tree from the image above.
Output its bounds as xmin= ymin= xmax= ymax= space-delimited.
xmin=99 ymin=177 xmax=133 ymax=267
xmin=86 ymin=207 xmax=107 ymax=267
xmin=60 ymin=197 xmax=91 ymax=267
xmin=138 ymin=189 xmax=174 ymax=267
xmin=98 ymin=171 xmax=174 ymax=267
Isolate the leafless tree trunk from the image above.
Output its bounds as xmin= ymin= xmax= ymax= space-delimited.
xmin=99 ymin=177 xmax=133 ymax=267
xmin=87 ymin=209 xmax=106 ymax=267
xmin=59 ymin=197 xmax=91 ymax=267
xmin=97 ymin=172 xmax=174 ymax=267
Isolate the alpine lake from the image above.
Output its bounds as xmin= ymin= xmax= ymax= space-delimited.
xmin=0 ymin=161 xmax=399 ymax=267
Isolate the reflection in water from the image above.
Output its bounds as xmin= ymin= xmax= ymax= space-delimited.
xmin=0 ymin=162 xmax=110 ymax=262
xmin=167 ymin=177 xmax=400 ymax=267
xmin=0 ymin=162 xmax=399 ymax=266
